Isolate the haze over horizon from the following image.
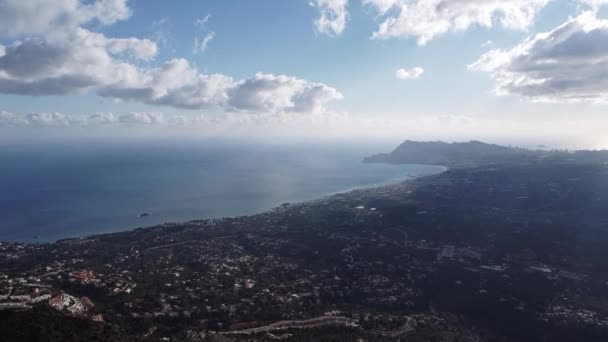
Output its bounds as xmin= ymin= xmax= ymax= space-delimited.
xmin=1 ymin=0 xmax=608 ymax=148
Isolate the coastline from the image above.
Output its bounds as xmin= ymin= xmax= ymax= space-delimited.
xmin=23 ymin=164 xmax=447 ymax=245
xmin=323 ymin=164 xmax=447 ymax=197
xmin=0 ymin=146 xmax=444 ymax=243
xmin=3 ymin=159 xmax=607 ymax=341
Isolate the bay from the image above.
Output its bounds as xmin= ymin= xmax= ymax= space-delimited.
xmin=0 ymin=139 xmax=443 ymax=242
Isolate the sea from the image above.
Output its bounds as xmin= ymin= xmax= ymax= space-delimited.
xmin=0 ymin=139 xmax=444 ymax=242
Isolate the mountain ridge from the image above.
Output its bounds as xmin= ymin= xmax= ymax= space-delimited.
xmin=363 ymin=140 xmax=607 ymax=167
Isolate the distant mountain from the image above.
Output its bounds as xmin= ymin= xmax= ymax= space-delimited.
xmin=364 ymin=140 xmax=608 ymax=167
xmin=363 ymin=140 xmax=544 ymax=167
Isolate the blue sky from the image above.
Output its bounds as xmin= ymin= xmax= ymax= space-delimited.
xmin=1 ymin=0 xmax=608 ymax=147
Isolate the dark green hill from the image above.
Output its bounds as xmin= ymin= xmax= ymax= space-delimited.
xmin=363 ymin=140 xmax=542 ymax=167
xmin=365 ymin=140 xmax=608 ymax=167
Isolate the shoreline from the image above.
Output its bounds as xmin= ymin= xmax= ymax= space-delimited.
xmin=5 ymin=164 xmax=447 ymax=245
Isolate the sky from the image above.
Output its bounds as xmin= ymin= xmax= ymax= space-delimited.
xmin=1 ymin=0 xmax=608 ymax=148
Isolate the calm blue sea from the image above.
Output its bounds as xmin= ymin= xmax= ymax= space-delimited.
xmin=0 ymin=139 xmax=443 ymax=242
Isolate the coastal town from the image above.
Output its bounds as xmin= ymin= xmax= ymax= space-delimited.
xmin=2 ymin=152 xmax=608 ymax=341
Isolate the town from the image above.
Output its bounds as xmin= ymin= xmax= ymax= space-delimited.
xmin=2 ymin=157 xmax=608 ymax=341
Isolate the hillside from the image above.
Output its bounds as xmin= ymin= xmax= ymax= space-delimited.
xmin=363 ymin=140 xmax=542 ymax=167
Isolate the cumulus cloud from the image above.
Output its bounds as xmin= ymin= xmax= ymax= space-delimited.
xmin=469 ymin=11 xmax=608 ymax=103
xmin=0 ymin=35 xmax=341 ymax=112
xmin=0 ymin=28 xmax=157 ymax=95
xmin=97 ymin=58 xmax=233 ymax=109
xmin=364 ymin=0 xmax=550 ymax=45
xmin=311 ymin=0 xmax=349 ymax=36
xmin=0 ymin=0 xmax=342 ymax=114
xmin=227 ymin=73 xmax=343 ymax=113
xmin=96 ymin=59 xmax=342 ymax=112
xmin=0 ymin=0 xmax=131 ymax=38
xmin=395 ymin=67 xmax=424 ymax=80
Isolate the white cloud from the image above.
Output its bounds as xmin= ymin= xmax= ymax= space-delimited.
xmin=0 ymin=108 xmax=351 ymax=128
xmin=395 ymin=67 xmax=424 ymax=80
xmin=469 ymin=11 xmax=608 ymax=103
xmin=364 ymin=0 xmax=550 ymax=45
xmin=95 ymin=59 xmax=342 ymax=112
xmin=0 ymin=0 xmax=131 ymax=38
xmin=0 ymin=110 xmax=88 ymax=127
xmin=0 ymin=35 xmax=341 ymax=112
xmin=311 ymin=0 xmax=349 ymax=36
xmin=87 ymin=112 xmax=118 ymax=125
xmin=118 ymin=112 xmax=168 ymax=125
xmin=0 ymin=110 xmax=26 ymax=126
xmin=24 ymin=111 xmax=84 ymax=126
xmin=193 ymin=32 xmax=215 ymax=54
xmin=85 ymin=0 xmax=131 ymax=25
xmin=0 ymin=28 xmax=157 ymax=95
xmin=582 ymin=0 xmax=608 ymax=11
xmin=0 ymin=110 xmax=195 ymax=127
xmin=227 ymin=73 xmax=343 ymax=113
xmin=0 ymin=1 xmax=342 ymax=114
xmin=96 ymin=58 xmax=233 ymax=109
xmin=106 ymin=36 xmax=158 ymax=60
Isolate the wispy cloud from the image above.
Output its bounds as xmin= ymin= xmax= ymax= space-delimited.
xmin=193 ymin=32 xmax=215 ymax=54
xmin=193 ymin=14 xmax=215 ymax=54
xmin=195 ymin=14 xmax=212 ymax=28
xmin=150 ymin=17 xmax=171 ymax=48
